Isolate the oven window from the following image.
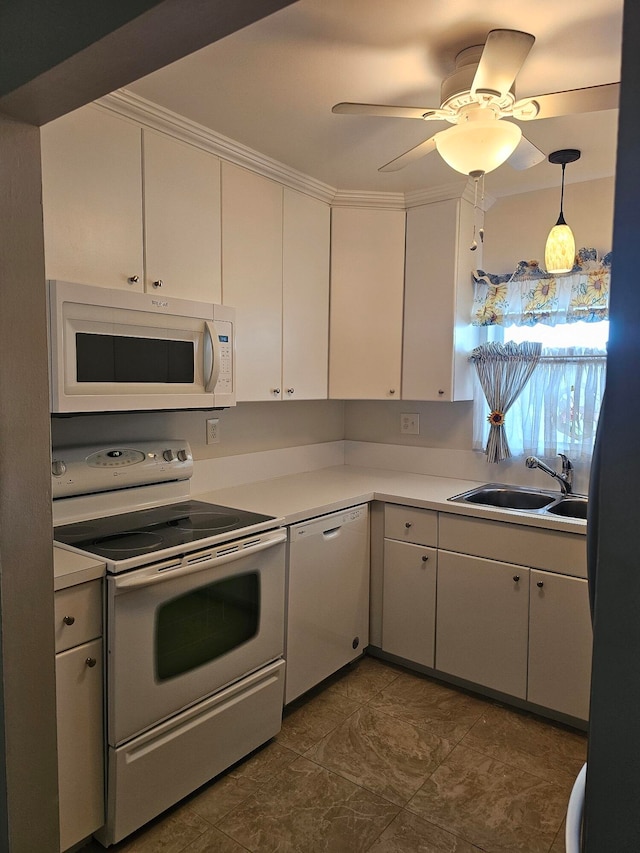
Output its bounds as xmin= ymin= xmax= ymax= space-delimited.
xmin=76 ymin=333 xmax=194 ymax=383
xmin=155 ymin=572 xmax=260 ymax=681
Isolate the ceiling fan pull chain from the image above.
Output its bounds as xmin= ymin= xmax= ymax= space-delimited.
xmin=479 ymin=173 xmax=485 ymax=244
xmin=470 ymin=175 xmax=479 ymax=251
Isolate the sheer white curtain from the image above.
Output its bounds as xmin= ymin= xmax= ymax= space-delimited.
xmin=473 ymin=347 xmax=607 ymax=461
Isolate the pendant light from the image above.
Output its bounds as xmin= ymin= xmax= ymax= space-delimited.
xmin=544 ymin=149 xmax=581 ymax=274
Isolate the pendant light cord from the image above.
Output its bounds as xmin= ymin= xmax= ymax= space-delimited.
xmin=557 ymin=162 xmax=567 ymax=226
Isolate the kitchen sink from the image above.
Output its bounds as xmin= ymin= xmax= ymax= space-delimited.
xmin=546 ymin=497 xmax=589 ymax=519
xmin=449 ymin=484 xmax=557 ymax=511
xmin=448 ymin=483 xmax=588 ymax=519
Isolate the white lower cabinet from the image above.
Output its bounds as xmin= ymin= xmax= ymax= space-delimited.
xmin=528 ymin=570 xmax=592 ymax=720
xmin=382 ymin=539 xmax=437 ymax=667
xmin=55 ymin=581 xmax=104 ymax=851
xmin=435 ymin=550 xmax=530 ymax=699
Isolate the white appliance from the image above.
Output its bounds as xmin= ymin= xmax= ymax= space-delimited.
xmin=52 ymin=441 xmax=285 ymax=847
xmin=285 ymin=504 xmax=369 ymax=704
xmin=48 ymin=280 xmax=235 ymax=413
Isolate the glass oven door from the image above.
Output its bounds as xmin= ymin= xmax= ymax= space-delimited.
xmin=106 ymin=529 xmax=286 ymax=746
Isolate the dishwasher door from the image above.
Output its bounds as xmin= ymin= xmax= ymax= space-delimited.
xmin=285 ymin=504 xmax=369 ymax=703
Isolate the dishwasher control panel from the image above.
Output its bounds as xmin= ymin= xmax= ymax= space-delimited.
xmin=288 ymin=504 xmax=367 ymax=543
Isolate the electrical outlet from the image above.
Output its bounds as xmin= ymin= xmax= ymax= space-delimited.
xmin=206 ymin=418 xmax=220 ymax=444
xmin=400 ymin=413 xmax=420 ymax=435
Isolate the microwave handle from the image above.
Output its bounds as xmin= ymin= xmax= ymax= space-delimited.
xmin=204 ymin=321 xmax=221 ymax=393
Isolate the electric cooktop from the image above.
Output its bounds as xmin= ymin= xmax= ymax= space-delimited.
xmin=53 ymin=499 xmax=278 ymax=562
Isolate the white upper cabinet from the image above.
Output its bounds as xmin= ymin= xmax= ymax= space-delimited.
xmin=221 ymin=163 xmax=284 ymax=401
xmin=402 ymin=198 xmax=480 ymax=401
xmin=329 ymin=207 xmax=406 ymax=399
xmin=41 ymin=105 xmax=144 ymax=290
xmin=142 ymin=130 xmax=221 ymax=302
xmin=41 ymin=106 xmax=222 ymax=302
xmin=282 ymin=188 xmax=330 ymax=400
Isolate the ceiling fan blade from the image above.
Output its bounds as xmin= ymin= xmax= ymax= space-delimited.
xmin=379 ymin=136 xmax=438 ymax=172
xmin=471 ymin=29 xmax=535 ymax=99
xmin=520 ymin=82 xmax=620 ymax=120
xmin=507 ymin=135 xmax=546 ymax=170
xmin=332 ymin=102 xmax=443 ymax=120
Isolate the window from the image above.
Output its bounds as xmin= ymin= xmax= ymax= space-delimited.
xmin=473 ymin=321 xmax=607 ymax=462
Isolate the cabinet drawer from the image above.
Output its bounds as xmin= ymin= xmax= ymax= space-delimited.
xmin=55 ymin=580 xmax=102 ymax=652
xmin=438 ymin=513 xmax=586 ymax=577
xmin=384 ymin=505 xmax=437 ymax=546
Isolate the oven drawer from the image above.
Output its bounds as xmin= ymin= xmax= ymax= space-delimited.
xmin=98 ymin=658 xmax=285 ymax=846
xmin=54 ymin=580 xmax=102 ymax=653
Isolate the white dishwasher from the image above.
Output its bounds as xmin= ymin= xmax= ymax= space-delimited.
xmin=285 ymin=504 xmax=369 ymax=704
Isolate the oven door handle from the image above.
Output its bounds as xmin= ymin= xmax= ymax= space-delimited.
xmin=204 ymin=321 xmax=221 ymax=393
xmin=112 ymin=529 xmax=287 ymax=590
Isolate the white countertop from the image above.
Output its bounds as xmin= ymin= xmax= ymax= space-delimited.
xmin=197 ymin=465 xmax=587 ymax=535
xmin=53 ymin=546 xmax=105 ymax=591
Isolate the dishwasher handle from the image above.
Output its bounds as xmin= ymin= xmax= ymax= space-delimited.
xmin=322 ymin=526 xmax=343 ymax=540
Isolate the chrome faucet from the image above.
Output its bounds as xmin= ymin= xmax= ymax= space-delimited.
xmin=525 ymin=454 xmax=573 ymax=495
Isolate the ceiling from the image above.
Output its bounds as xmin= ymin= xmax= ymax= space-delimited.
xmin=127 ymin=0 xmax=623 ymax=198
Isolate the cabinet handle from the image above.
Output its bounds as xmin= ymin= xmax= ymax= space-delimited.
xmin=537 ymin=581 xmax=544 ymax=588
xmin=127 ymin=275 xmax=139 ymax=284
xmin=286 ymin=388 xmax=295 ymax=395
xmin=272 ymin=388 xmax=281 ymax=396
xmin=513 ymin=575 xmax=520 ymax=583
xmin=389 ymin=389 xmax=396 ymax=395
xmin=62 ymin=615 xmax=75 ymax=626
xmin=85 ymin=657 xmax=97 ymax=668
xmin=405 ymin=522 xmax=412 ymax=529
xmin=421 ymin=555 xmax=429 ymax=562
xmin=152 ymin=279 xmax=163 ymax=288
xmin=438 ymin=390 xmax=445 ymax=396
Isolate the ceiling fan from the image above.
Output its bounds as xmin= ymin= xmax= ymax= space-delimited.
xmin=332 ymin=29 xmax=619 ymax=176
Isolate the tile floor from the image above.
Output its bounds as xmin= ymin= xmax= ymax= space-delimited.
xmin=81 ymin=656 xmax=586 ymax=853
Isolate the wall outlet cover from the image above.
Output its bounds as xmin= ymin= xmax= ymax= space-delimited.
xmin=400 ymin=413 xmax=420 ymax=435
xmin=206 ymin=418 xmax=220 ymax=444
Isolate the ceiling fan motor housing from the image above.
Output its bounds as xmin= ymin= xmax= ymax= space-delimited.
xmin=440 ymin=45 xmax=516 ymax=116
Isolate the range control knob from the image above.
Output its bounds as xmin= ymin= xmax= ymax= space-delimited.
xmin=163 ymin=449 xmax=176 ymax=462
xmin=177 ymin=449 xmax=189 ymax=462
xmin=51 ymin=459 xmax=67 ymax=477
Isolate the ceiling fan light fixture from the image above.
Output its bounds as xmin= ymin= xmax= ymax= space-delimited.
xmin=544 ymin=149 xmax=581 ymax=274
xmin=434 ymin=119 xmax=522 ymax=175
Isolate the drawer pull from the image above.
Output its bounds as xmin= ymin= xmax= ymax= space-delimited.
xmin=62 ymin=615 xmax=75 ymax=626
xmin=85 ymin=657 xmax=97 ymax=668
xmin=537 ymin=581 xmax=544 ymax=588
xmin=405 ymin=522 xmax=412 ymax=529
xmin=422 ymin=555 xmax=429 ymax=562
xmin=513 ymin=575 xmax=520 ymax=583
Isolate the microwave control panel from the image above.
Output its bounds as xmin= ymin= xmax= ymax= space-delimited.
xmin=215 ymin=319 xmax=233 ymax=393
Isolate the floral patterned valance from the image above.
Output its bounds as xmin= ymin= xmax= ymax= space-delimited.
xmin=471 ymin=248 xmax=611 ymax=327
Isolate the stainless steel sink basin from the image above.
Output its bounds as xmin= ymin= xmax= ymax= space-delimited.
xmin=449 ymin=484 xmax=557 ymax=511
xmin=546 ymin=497 xmax=589 ymax=519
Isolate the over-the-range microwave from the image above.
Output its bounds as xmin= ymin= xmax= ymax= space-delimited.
xmin=48 ymin=280 xmax=235 ymax=414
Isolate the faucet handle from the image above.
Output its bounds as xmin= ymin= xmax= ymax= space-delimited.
xmin=558 ymin=453 xmax=573 ymax=473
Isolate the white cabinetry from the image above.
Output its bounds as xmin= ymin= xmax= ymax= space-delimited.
xmin=41 ymin=105 xmax=143 ymax=290
xmin=402 ymin=198 xmax=479 ymax=401
xmin=329 ymin=207 xmax=405 ymax=399
xmin=528 ymin=570 xmax=592 ymax=720
xmin=41 ymin=106 xmax=222 ymax=301
xmin=55 ymin=580 xmax=104 ymax=851
xmin=221 ymin=163 xmax=330 ymax=401
xmin=436 ymin=550 xmax=530 ymax=698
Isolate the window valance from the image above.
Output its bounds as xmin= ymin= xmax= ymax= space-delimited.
xmin=471 ymin=248 xmax=611 ymax=327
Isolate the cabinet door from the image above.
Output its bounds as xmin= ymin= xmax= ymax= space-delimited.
xmin=382 ymin=539 xmax=436 ymax=667
xmin=402 ymin=199 xmax=478 ymax=401
xmin=41 ymin=105 xmax=143 ymax=290
xmin=221 ymin=163 xmax=283 ymax=401
xmin=436 ymin=550 xmax=529 ymax=698
xmin=57 ymin=638 xmax=104 ymax=851
xmin=282 ymin=188 xmax=330 ymax=400
xmin=143 ymin=130 xmax=221 ymax=302
xmin=528 ymin=570 xmax=593 ymax=720
xmin=329 ymin=207 xmax=405 ymax=399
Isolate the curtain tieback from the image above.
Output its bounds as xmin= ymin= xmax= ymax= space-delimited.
xmin=487 ymin=410 xmax=506 ymax=426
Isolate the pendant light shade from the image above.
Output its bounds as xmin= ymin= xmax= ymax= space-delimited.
xmin=435 ymin=119 xmax=522 ymax=176
xmin=544 ymin=149 xmax=581 ymax=274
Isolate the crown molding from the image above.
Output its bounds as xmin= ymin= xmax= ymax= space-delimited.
xmin=331 ymin=190 xmax=406 ymax=210
xmin=97 ymin=90 xmax=337 ymax=204
xmin=404 ymin=181 xmax=496 ymax=210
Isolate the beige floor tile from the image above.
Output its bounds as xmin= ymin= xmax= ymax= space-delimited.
xmin=97 ymin=808 xmax=210 ymax=852
xmin=407 ymin=744 xmax=569 ymax=853
xmin=368 ymin=672 xmax=489 ymax=743
xmin=277 ymin=689 xmax=361 ymax=753
xmin=461 ymin=704 xmax=587 ymax=786
xmin=367 ymin=809 xmax=482 ymax=852
xmin=549 ymin=819 xmax=567 ymax=852
xmin=181 ymin=828 xmax=250 ymax=852
xmin=217 ymin=755 xmax=400 ymax=852
xmin=182 ymin=772 xmax=261 ymax=826
xmin=227 ymin=741 xmax=298 ymax=786
xmin=323 ymin=655 xmax=402 ymax=704
xmin=305 ymin=705 xmax=453 ymax=806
